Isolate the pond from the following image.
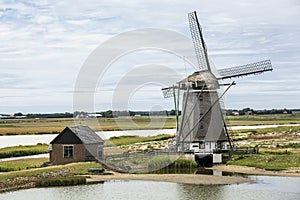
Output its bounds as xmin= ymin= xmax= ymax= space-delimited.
xmin=0 ymin=129 xmax=176 ymax=148
xmin=0 ymin=176 xmax=299 ymax=200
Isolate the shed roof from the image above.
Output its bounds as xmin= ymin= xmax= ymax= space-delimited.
xmin=50 ymin=125 xmax=103 ymax=144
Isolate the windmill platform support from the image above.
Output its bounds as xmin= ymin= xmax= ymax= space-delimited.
xmin=194 ymin=153 xmax=213 ymax=167
xmin=194 ymin=153 xmax=222 ymax=167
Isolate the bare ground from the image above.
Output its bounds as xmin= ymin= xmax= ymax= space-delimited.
xmin=86 ymin=172 xmax=253 ymax=185
xmin=86 ymin=164 xmax=300 ymax=185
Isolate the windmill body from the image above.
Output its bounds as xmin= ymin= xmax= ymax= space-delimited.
xmin=177 ymin=71 xmax=227 ymax=154
xmin=162 ymin=11 xmax=273 ymax=164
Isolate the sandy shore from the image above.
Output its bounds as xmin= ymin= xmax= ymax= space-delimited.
xmin=86 ymin=172 xmax=252 ymax=185
xmin=86 ymin=164 xmax=300 ymax=185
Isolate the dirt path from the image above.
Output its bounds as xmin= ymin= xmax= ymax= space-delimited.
xmin=86 ymin=172 xmax=252 ymax=185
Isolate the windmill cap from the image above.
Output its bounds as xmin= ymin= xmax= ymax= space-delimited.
xmin=180 ymin=70 xmax=219 ymax=89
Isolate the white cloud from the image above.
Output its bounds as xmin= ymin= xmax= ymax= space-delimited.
xmin=0 ymin=0 xmax=299 ymax=113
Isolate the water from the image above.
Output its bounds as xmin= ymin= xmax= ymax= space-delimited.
xmin=230 ymin=124 xmax=300 ymax=130
xmin=0 ymin=176 xmax=299 ymax=200
xmin=0 ymin=129 xmax=176 ymax=148
xmin=0 ymin=153 xmax=49 ymax=162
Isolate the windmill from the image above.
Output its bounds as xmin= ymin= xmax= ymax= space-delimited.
xmin=162 ymin=11 xmax=272 ymax=164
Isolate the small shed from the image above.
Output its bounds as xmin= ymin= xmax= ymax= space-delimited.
xmin=49 ymin=126 xmax=104 ymax=165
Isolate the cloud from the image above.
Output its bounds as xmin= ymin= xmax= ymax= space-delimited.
xmin=0 ymin=0 xmax=299 ymax=112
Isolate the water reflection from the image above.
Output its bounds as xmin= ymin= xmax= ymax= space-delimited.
xmin=151 ymin=168 xmax=248 ymax=178
xmin=177 ymin=184 xmax=224 ymax=200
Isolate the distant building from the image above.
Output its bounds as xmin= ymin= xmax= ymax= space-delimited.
xmin=245 ymin=110 xmax=253 ymax=115
xmin=231 ymin=111 xmax=239 ymax=116
xmin=49 ymin=126 xmax=103 ymax=165
xmin=87 ymin=113 xmax=102 ymax=118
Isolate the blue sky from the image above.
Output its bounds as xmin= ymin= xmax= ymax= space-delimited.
xmin=0 ymin=0 xmax=299 ymax=113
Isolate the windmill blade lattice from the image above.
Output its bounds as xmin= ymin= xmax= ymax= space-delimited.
xmin=162 ymin=87 xmax=175 ymax=98
xmin=188 ymin=11 xmax=211 ymax=71
xmin=217 ymin=60 xmax=273 ymax=80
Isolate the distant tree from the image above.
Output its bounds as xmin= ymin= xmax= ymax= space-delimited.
xmin=14 ymin=112 xmax=23 ymax=116
xmin=169 ymin=109 xmax=176 ymax=115
xmin=101 ymin=110 xmax=113 ymax=118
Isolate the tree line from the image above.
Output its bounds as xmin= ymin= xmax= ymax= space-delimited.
xmin=1 ymin=108 xmax=298 ymax=119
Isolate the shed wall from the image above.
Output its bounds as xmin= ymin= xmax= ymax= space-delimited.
xmin=50 ymin=144 xmax=86 ymax=165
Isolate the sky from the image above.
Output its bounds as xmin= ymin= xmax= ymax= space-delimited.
xmin=0 ymin=0 xmax=299 ymax=114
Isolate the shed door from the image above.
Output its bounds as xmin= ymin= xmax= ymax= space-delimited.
xmin=98 ymin=145 xmax=103 ymax=159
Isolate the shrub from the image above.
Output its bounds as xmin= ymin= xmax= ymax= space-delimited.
xmin=148 ymin=157 xmax=172 ymax=170
xmin=170 ymin=158 xmax=197 ymax=168
xmin=36 ymin=176 xmax=86 ymax=187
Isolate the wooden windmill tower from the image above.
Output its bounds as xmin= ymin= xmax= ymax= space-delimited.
xmin=162 ymin=11 xmax=273 ymax=161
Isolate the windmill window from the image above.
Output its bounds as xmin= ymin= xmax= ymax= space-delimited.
xmin=199 ymin=141 xmax=205 ymax=149
xmin=63 ymin=145 xmax=74 ymax=158
xmin=192 ymin=82 xmax=196 ymax=88
xmin=200 ymin=125 xmax=204 ymax=129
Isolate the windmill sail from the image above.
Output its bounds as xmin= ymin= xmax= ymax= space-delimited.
xmin=188 ymin=11 xmax=211 ymax=71
xmin=217 ymin=60 xmax=273 ymax=80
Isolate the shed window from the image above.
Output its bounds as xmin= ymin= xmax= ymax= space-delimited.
xmin=63 ymin=145 xmax=74 ymax=158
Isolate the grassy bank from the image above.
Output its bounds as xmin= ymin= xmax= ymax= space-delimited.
xmin=228 ymin=151 xmax=300 ymax=171
xmin=106 ymin=134 xmax=174 ymax=146
xmin=0 ymin=158 xmax=48 ymax=172
xmin=0 ymin=162 xmax=103 ymax=192
xmin=226 ymin=114 xmax=300 ymax=126
xmin=0 ymin=162 xmax=101 ymax=192
xmin=0 ymin=144 xmax=48 ymax=159
xmin=228 ymin=125 xmax=300 ymax=149
xmin=0 ymin=162 xmax=102 ymax=181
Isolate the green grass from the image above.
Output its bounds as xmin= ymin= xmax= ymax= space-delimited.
xmin=230 ymin=126 xmax=300 ymax=135
xmin=36 ymin=176 xmax=86 ymax=187
xmin=226 ymin=114 xmax=300 ymax=126
xmin=147 ymin=157 xmax=197 ymax=170
xmin=169 ymin=158 xmax=197 ymax=168
xmin=0 ymin=143 xmax=49 ymax=159
xmin=0 ymin=158 xmax=48 ymax=172
xmin=106 ymin=134 xmax=174 ymax=146
xmin=0 ymin=162 xmax=102 ymax=192
xmin=148 ymin=157 xmax=173 ymax=170
xmin=278 ymin=143 xmax=300 ymax=148
xmin=0 ymin=162 xmax=102 ymax=181
xmin=227 ymin=152 xmax=300 ymax=171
